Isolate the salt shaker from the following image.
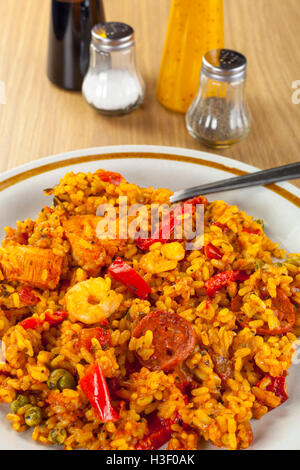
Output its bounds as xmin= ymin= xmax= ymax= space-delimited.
xmin=186 ymin=49 xmax=252 ymax=148
xmin=82 ymin=22 xmax=145 ymax=115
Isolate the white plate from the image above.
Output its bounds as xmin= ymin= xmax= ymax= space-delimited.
xmin=0 ymin=145 xmax=299 ymax=450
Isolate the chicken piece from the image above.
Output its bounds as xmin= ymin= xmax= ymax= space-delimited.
xmin=0 ymin=245 xmax=63 ymax=290
xmin=63 ymin=215 xmax=119 ymax=274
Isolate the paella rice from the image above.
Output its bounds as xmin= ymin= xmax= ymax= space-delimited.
xmin=0 ymin=167 xmax=299 ymax=450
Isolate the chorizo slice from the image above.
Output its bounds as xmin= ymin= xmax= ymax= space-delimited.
xmin=132 ymin=310 xmax=196 ymax=371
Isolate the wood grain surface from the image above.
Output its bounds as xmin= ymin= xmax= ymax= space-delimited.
xmin=0 ymin=0 xmax=300 ymax=188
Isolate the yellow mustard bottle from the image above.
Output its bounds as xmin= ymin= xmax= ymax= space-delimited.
xmin=157 ymin=0 xmax=224 ymax=113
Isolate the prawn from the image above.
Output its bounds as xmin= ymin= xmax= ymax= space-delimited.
xmin=65 ymin=277 xmax=123 ymax=325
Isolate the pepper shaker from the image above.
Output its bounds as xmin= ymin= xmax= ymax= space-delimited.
xmin=186 ymin=49 xmax=252 ymax=148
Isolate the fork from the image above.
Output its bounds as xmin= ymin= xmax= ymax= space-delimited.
xmin=169 ymin=162 xmax=300 ymax=203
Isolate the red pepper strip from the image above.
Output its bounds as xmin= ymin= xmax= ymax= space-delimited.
xmin=79 ymin=362 xmax=119 ymax=423
xmin=135 ymin=413 xmax=178 ymax=450
xmin=205 ymin=270 xmax=250 ymax=297
xmin=135 ymin=238 xmax=153 ymax=252
xmin=19 ymin=311 xmax=68 ymax=330
xmin=204 ymin=243 xmax=223 ymax=260
xmin=184 ymin=195 xmax=208 ymax=207
xmin=136 ymin=195 xmax=207 ymax=251
xmin=135 ymin=207 xmax=186 ymax=251
xmin=212 ymin=222 xmax=230 ymax=233
xmin=18 ymin=286 xmax=39 ymax=306
xmin=266 ymin=375 xmax=288 ymax=403
xmin=242 ymin=227 xmax=261 ymax=235
xmin=95 ymin=169 xmax=124 ymax=185
xmin=44 ymin=310 xmax=68 ymax=326
xmin=19 ymin=316 xmax=40 ymax=330
xmin=256 ymin=375 xmax=288 ymax=405
xmin=108 ymin=257 xmax=151 ymax=299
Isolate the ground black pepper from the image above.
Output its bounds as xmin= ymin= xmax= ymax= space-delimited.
xmin=188 ymin=97 xmax=249 ymax=146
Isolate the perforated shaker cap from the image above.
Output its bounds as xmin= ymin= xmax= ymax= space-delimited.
xmin=92 ymin=22 xmax=134 ymax=51
xmin=202 ymin=49 xmax=247 ymax=82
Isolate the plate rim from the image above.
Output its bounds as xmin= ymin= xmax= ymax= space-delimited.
xmin=1 ymin=145 xmax=300 ymax=206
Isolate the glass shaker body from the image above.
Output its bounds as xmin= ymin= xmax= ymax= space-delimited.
xmin=82 ymin=23 xmax=145 ymax=115
xmin=157 ymin=0 xmax=224 ymax=113
xmin=47 ymin=0 xmax=105 ymax=91
xmin=186 ymin=49 xmax=252 ymax=148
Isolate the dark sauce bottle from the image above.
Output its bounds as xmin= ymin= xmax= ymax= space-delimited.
xmin=47 ymin=0 xmax=105 ymax=91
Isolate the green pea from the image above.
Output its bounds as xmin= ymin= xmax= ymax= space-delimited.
xmin=24 ymin=406 xmax=42 ymax=427
xmin=49 ymin=427 xmax=67 ymax=445
xmin=47 ymin=369 xmax=76 ymax=391
xmin=57 ymin=372 xmax=76 ymax=391
xmin=11 ymin=394 xmax=30 ymax=413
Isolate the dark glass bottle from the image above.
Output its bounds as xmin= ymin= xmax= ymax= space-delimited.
xmin=47 ymin=0 xmax=105 ymax=91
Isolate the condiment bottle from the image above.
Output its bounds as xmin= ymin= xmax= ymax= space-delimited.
xmin=82 ymin=22 xmax=145 ymax=115
xmin=156 ymin=0 xmax=224 ymax=113
xmin=186 ymin=49 xmax=252 ymax=148
xmin=47 ymin=0 xmax=105 ymax=91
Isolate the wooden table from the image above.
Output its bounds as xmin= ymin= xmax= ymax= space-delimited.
xmin=1 ymin=0 xmax=300 ymax=188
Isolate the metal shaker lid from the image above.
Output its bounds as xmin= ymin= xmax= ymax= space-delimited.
xmin=92 ymin=22 xmax=134 ymax=51
xmin=202 ymin=49 xmax=247 ymax=82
